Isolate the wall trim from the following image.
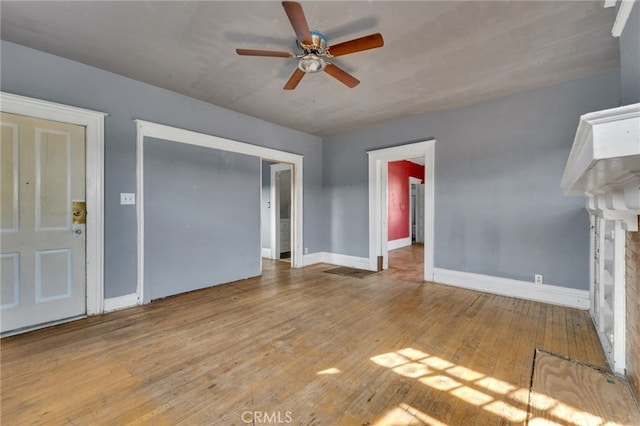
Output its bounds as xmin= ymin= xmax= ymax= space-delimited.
xmin=388 ymin=237 xmax=412 ymax=251
xmin=433 ymin=268 xmax=590 ymax=310
xmin=303 ymin=252 xmax=371 ymax=270
xmin=1 ymin=92 xmax=106 ymax=317
xmin=611 ymin=0 xmax=637 ymax=37
xmin=135 ymin=119 xmax=304 ymax=304
xmin=261 ymin=248 xmax=271 ymax=258
xmin=324 ymin=252 xmax=371 ymax=270
xmin=303 ymin=252 xmax=325 ymax=266
xmin=104 ymin=293 xmax=138 ymax=313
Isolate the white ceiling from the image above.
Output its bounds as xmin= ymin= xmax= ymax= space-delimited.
xmin=0 ymin=1 xmax=619 ymax=137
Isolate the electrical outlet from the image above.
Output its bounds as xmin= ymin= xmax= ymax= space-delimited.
xmin=304 ymin=247 xmax=309 ymax=254
xmin=120 ymin=193 xmax=136 ymax=205
xmin=534 ymin=274 xmax=543 ymax=285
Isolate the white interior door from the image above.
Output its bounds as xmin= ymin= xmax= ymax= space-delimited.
xmin=409 ymin=177 xmax=422 ymax=242
xmin=1 ymin=112 xmax=86 ymax=334
xmin=270 ymin=163 xmax=292 ymax=260
xmin=415 ymin=184 xmax=425 ymax=243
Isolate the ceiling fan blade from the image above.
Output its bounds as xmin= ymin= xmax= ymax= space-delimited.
xmin=236 ymin=48 xmax=295 ymax=58
xmin=282 ymin=1 xmax=312 ymax=45
xmin=324 ymin=63 xmax=360 ymax=88
xmin=284 ymin=68 xmax=305 ymax=90
xmin=329 ymin=33 xmax=384 ymax=57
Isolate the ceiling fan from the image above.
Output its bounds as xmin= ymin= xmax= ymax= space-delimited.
xmin=235 ymin=1 xmax=384 ymax=90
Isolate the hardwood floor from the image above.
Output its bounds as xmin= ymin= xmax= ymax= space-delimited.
xmin=1 ymin=245 xmax=607 ymax=425
xmin=529 ymin=350 xmax=640 ymax=425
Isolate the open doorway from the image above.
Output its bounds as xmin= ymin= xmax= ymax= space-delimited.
xmin=261 ymin=160 xmax=293 ymax=266
xmin=367 ymin=140 xmax=435 ymax=282
xmin=387 ymin=159 xmax=425 ymax=251
xmin=136 ymin=120 xmax=304 ymax=304
xmin=386 ymin=159 xmax=425 ymax=276
xmin=410 ymin=176 xmax=425 ymax=244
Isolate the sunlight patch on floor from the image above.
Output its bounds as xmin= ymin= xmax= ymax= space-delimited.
xmin=449 ymin=386 xmax=494 ymax=406
xmin=316 ymin=367 xmax=341 ymax=375
xmin=419 ymin=375 xmax=461 ymax=391
xmin=392 ymin=362 xmax=431 ymax=379
xmin=370 ymin=347 xmax=608 ymax=425
xmin=528 ymin=394 xmax=609 ymax=426
xmin=373 ymin=403 xmax=450 ymax=426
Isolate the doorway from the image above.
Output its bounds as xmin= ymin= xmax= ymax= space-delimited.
xmin=409 ymin=176 xmax=424 ymax=244
xmin=135 ymin=120 xmax=304 ymax=304
xmin=261 ymin=161 xmax=293 ymax=265
xmin=387 ymin=160 xmax=424 ymax=253
xmin=273 ymin=164 xmax=292 ymax=263
xmin=367 ymin=140 xmax=435 ymax=281
xmin=1 ymin=113 xmax=87 ymax=334
xmin=0 ymin=93 xmax=105 ymax=335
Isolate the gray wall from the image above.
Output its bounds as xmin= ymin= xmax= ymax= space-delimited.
xmin=620 ymin=3 xmax=640 ymax=104
xmin=1 ymin=41 xmax=324 ymax=299
xmin=323 ymin=70 xmax=621 ymax=290
xmin=144 ymin=138 xmax=260 ymax=302
xmin=0 ymin=40 xmax=625 ymax=296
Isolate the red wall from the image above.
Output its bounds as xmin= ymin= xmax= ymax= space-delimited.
xmin=388 ymin=160 xmax=424 ymax=241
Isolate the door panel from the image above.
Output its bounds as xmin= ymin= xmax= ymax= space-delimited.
xmin=37 ymin=129 xmax=72 ymax=230
xmin=36 ymin=249 xmax=72 ymax=302
xmin=0 ymin=113 xmax=86 ymax=334
xmin=1 ymin=123 xmax=19 ymax=232
xmin=0 ymin=253 xmax=19 ymax=308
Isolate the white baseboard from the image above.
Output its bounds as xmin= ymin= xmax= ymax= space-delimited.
xmin=303 ymin=252 xmax=373 ymax=271
xmin=388 ymin=237 xmax=412 ymax=251
xmin=325 ymin=252 xmax=372 ymax=270
xmin=433 ymin=268 xmax=590 ymax=310
xmin=261 ymin=248 xmax=271 ymax=258
xmin=303 ymin=252 xmax=325 ymax=266
xmin=103 ymin=293 xmax=138 ymax=313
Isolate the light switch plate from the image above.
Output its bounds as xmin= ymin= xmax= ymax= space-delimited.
xmin=120 ymin=193 xmax=136 ymax=205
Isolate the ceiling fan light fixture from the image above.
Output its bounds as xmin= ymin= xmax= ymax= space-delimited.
xmin=298 ymin=54 xmax=326 ymax=73
xmin=236 ymin=2 xmax=384 ymax=89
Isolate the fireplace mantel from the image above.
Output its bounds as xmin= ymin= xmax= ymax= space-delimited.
xmin=561 ymin=103 xmax=640 ymax=230
xmin=562 ymin=103 xmax=639 ymax=375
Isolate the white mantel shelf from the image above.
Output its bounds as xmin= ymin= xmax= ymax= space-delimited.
xmin=561 ymin=103 xmax=640 ymax=230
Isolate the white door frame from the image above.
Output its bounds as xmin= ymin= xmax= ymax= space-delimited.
xmin=1 ymin=92 xmax=106 ymax=315
xmin=270 ymin=163 xmax=292 ymax=261
xmin=135 ymin=120 xmax=304 ymax=304
xmin=368 ymin=140 xmax=435 ymax=280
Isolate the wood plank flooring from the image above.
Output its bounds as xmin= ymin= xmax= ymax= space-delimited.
xmin=529 ymin=350 xmax=640 ymax=425
xmin=1 ymin=245 xmax=609 ymax=425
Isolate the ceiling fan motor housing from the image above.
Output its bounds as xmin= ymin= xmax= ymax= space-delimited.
xmin=297 ymin=30 xmax=329 ymax=73
xmin=298 ymin=30 xmax=328 ymax=53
